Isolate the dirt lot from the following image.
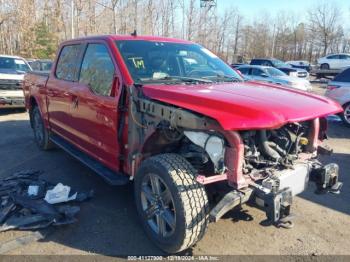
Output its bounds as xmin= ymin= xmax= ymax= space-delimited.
xmin=0 ymin=84 xmax=349 ymax=256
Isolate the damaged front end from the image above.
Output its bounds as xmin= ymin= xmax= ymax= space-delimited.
xmin=205 ymin=119 xmax=342 ymax=227
xmin=127 ymin=84 xmax=342 ymax=229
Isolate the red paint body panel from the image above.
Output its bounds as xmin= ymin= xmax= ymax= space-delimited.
xmin=142 ymin=81 xmax=343 ymax=130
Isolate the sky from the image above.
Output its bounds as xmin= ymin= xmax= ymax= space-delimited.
xmin=217 ymin=0 xmax=349 ymax=23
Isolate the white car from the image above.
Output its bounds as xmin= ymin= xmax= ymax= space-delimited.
xmin=0 ymin=55 xmax=31 ymax=108
xmin=325 ymin=67 xmax=350 ymax=126
xmin=317 ymin=53 xmax=350 ymax=70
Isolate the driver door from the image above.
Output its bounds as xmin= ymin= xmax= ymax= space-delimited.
xmin=68 ymin=42 xmax=121 ymax=171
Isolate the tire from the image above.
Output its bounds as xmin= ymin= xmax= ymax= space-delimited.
xmin=31 ymin=106 xmax=54 ymax=150
xmin=321 ymin=63 xmax=330 ymax=70
xmin=134 ymin=154 xmax=209 ymax=253
xmin=341 ymin=103 xmax=350 ymax=127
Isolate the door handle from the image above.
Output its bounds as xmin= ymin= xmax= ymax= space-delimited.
xmin=72 ymin=95 xmax=79 ymax=109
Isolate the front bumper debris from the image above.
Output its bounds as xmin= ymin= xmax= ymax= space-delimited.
xmin=310 ymin=163 xmax=342 ymax=194
xmin=209 ymin=162 xmax=342 ymax=227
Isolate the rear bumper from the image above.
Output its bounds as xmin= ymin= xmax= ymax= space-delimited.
xmin=0 ymin=96 xmax=25 ymax=108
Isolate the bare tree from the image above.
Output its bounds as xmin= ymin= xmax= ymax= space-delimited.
xmin=308 ymin=1 xmax=342 ymax=55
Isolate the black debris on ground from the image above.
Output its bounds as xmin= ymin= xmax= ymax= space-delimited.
xmin=0 ymin=170 xmax=93 ymax=232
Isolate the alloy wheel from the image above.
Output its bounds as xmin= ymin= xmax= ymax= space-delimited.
xmin=344 ymin=104 xmax=350 ymax=124
xmin=140 ymin=173 xmax=176 ymax=238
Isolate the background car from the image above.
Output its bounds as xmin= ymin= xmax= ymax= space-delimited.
xmin=317 ymin=53 xmax=350 ymax=70
xmin=286 ymin=60 xmax=311 ymax=72
xmin=0 ymin=55 xmax=31 ymax=108
xmin=27 ymin=59 xmax=53 ymax=73
xmin=237 ymin=65 xmax=312 ymax=91
xmin=250 ymin=58 xmax=309 ymax=78
xmin=325 ymin=67 xmax=350 ymax=126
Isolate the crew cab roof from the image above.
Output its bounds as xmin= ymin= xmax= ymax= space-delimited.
xmin=61 ymin=35 xmax=193 ymax=45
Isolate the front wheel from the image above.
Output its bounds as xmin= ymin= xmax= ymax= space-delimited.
xmin=134 ymin=154 xmax=209 ymax=253
xmin=320 ymin=63 xmax=330 ymax=70
xmin=341 ymin=103 xmax=350 ymax=127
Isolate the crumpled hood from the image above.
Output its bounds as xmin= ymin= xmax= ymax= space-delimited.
xmin=142 ymin=81 xmax=342 ymax=130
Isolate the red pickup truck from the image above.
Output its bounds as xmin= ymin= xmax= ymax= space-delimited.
xmin=23 ymin=35 xmax=343 ymax=253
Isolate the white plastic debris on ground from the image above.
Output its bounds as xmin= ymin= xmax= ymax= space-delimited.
xmin=44 ymin=183 xmax=77 ymax=204
xmin=27 ymin=185 xmax=39 ymax=196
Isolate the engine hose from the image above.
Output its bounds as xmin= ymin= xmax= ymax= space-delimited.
xmin=258 ymin=130 xmax=281 ymax=161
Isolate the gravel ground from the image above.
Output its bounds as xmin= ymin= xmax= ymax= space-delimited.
xmin=0 ymin=83 xmax=349 ymax=257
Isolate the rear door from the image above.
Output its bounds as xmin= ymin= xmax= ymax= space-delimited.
xmin=339 ymin=55 xmax=350 ymax=68
xmin=69 ymin=42 xmax=121 ymax=171
xmin=46 ymin=44 xmax=84 ymax=141
xmin=327 ymin=55 xmax=340 ymax=69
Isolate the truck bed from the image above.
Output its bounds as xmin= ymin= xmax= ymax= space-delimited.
xmin=22 ymin=71 xmax=50 ymax=110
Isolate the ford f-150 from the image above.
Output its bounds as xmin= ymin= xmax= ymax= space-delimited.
xmin=23 ymin=35 xmax=343 ymax=253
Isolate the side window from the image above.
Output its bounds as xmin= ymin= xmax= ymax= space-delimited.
xmin=327 ymin=55 xmax=339 ymax=59
xmin=79 ymin=44 xmax=115 ymax=97
xmin=339 ymin=55 xmax=350 ymax=60
xmin=262 ymin=61 xmax=272 ymax=66
xmin=251 ymin=68 xmax=264 ymax=76
xmin=56 ymin=45 xmax=83 ymax=81
xmin=334 ymin=68 xmax=350 ymax=82
xmin=238 ymin=68 xmax=249 ymax=75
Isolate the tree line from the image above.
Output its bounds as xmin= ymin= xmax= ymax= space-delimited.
xmin=0 ymin=0 xmax=348 ymax=63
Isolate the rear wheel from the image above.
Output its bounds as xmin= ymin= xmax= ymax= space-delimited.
xmin=31 ymin=106 xmax=53 ymax=150
xmin=341 ymin=103 xmax=350 ymax=127
xmin=134 ymin=154 xmax=209 ymax=253
xmin=321 ymin=63 xmax=330 ymax=70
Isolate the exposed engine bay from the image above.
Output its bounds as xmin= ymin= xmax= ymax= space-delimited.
xmin=241 ymin=121 xmax=312 ymax=177
xmin=178 ymin=122 xmax=314 ymax=178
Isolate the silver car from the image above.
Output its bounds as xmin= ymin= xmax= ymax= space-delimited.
xmin=237 ymin=65 xmax=312 ymax=91
xmin=325 ymin=67 xmax=350 ymax=126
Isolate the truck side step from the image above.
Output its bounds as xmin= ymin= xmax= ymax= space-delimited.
xmin=50 ymin=134 xmax=129 ymax=186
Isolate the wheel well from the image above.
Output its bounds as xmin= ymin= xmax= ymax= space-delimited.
xmin=141 ymin=129 xmax=182 ymax=158
xmin=30 ymin=97 xmax=38 ymax=109
xmin=140 ymin=128 xmax=216 ymax=175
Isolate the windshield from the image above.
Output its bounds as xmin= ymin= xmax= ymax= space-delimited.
xmin=0 ymin=57 xmax=31 ymax=73
xmin=115 ymin=40 xmax=242 ymax=84
xmin=272 ymin=59 xmax=290 ymax=68
xmin=265 ymin=67 xmax=286 ymax=77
